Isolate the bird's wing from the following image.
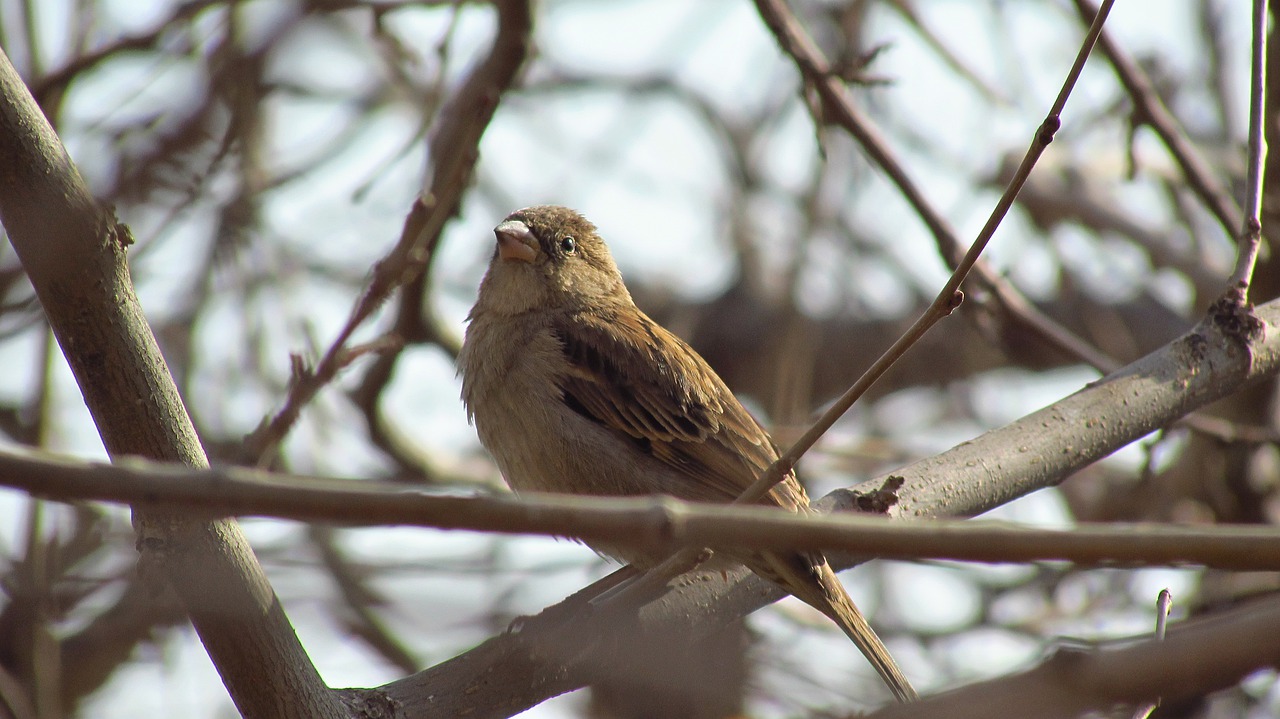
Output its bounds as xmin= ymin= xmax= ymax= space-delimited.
xmin=550 ymin=306 xmax=807 ymax=512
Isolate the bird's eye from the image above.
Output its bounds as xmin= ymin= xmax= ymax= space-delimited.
xmin=560 ymin=236 xmax=577 ymax=254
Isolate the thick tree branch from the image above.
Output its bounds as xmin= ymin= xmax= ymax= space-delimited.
xmin=870 ymin=594 xmax=1280 ymax=719
xmin=0 ymin=48 xmax=343 ymax=719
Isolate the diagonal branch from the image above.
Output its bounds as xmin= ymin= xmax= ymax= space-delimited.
xmin=869 ymin=594 xmax=1280 ymax=719
xmin=0 ymin=46 xmax=343 ymax=719
xmin=734 ymin=0 xmax=1119 ymax=506
xmin=753 ymin=0 xmax=1118 ymax=376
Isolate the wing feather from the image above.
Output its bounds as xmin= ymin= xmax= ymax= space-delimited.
xmin=551 ymin=306 xmax=806 ymax=511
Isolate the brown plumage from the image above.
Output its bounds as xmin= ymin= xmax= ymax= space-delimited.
xmin=458 ymin=205 xmax=918 ymax=703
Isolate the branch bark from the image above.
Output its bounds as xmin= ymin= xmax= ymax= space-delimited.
xmin=0 ymin=47 xmax=343 ymax=719
xmin=870 ymin=594 xmax=1280 ymax=719
xmin=10 ymin=446 xmax=1280 ymax=570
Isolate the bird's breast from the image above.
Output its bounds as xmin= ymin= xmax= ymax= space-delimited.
xmin=461 ymin=314 xmax=660 ymax=499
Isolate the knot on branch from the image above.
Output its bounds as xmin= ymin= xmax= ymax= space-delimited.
xmin=1208 ymin=292 xmax=1266 ymax=347
xmin=845 ymin=475 xmax=906 ymax=515
xmin=646 ymin=495 xmax=687 ymax=552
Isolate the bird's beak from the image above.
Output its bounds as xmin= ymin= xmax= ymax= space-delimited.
xmin=494 ymin=220 xmax=538 ymax=263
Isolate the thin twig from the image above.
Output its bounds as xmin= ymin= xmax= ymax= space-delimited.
xmin=755 ymin=0 xmax=1116 ymax=374
xmin=738 ymin=0 xmax=1118 ymax=504
xmin=12 ymin=448 xmax=1280 ymax=570
xmin=309 ymin=526 xmax=419 ymax=674
xmin=886 ymin=0 xmax=1006 ymax=106
xmin=1131 ymin=589 xmax=1173 ymax=719
xmin=1225 ymin=0 xmax=1269 ymax=300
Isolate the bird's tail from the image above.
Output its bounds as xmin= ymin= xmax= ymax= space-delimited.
xmin=812 ymin=560 xmax=919 ymax=702
xmin=757 ymin=550 xmax=919 ymax=703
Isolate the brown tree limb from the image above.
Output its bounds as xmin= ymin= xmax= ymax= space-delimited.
xmin=869 ymin=594 xmax=1280 ymax=719
xmin=0 ymin=46 xmax=343 ymax=719
xmin=9 ymin=448 xmax=1280 ymax=570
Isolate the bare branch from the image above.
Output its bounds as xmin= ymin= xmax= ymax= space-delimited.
xmin=0 ymin=45 xmax=343 ymax=719
xmin=736 ymin=0 xmax=1119 ymax=504
xmin=1225 ymin=0 xmax=1269 ymax=299
xmin=10 ymin=447 xmax=1280 ymax=569
xmin=869 ymin=595 xmax=1280 ymax=719
xmin=753 ymin=0 xmax=1118 ymax=379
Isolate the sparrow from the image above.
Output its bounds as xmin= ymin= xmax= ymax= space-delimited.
xmin=458 ymin=205 xmax=918 ymax=703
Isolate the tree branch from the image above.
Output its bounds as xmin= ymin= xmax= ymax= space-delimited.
xmin=870 ymin=594 xmax=1280 ymax=719
xmin=753 ymin=0 xmax=1118 ymax=372
xmin=7 ymin=448 xmax=1280 ymax=569
xmin=0 ymin=47 xmax=343 ymax=719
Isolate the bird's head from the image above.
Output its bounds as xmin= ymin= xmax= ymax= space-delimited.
xmin=473 ymin=205 xmax=629 ymax=316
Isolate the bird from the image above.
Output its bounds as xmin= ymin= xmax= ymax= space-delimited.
xmin=458 ymin=205 xmax=918 ymax=703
